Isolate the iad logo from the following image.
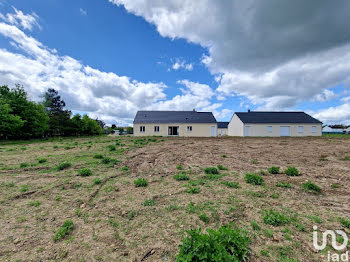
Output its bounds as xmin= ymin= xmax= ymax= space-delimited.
xmin=313 ymin=225 xmax=349 ymax=261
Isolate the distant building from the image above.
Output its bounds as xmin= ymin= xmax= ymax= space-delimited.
xmin=217 ymin=122 xmax=229 ymax=136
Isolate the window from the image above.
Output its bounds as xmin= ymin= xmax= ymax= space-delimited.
xmin=298 ymin=126 xmax=304 ymax=133
xmin=267 ymin=126 xmax=272 ymax=133
xmin=140 ymin=126 xmax=145 ymax=133
xmin=187 ymin=126 xmax=192 ymax=132
xmin=312 ymin=126 xmax=316 ymax=133
xmin=154 ymin=126 xmax=159 ymax=133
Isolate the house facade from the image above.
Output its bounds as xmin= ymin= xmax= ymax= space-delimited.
xmin=228 ymin=111 xmax=322 ymax=137
xmin=133 ymin=111 xmax=217 ymax=137
xmin=217 ymin=122 xmax=229 ymax=136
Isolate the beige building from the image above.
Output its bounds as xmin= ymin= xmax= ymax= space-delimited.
xmin=217 ymin=122 xmax=229 ymax=136
xmin=133 ymin=110 xmax=217 ymax=137
xmin=228 ymin=111 xmax=322 ymax=137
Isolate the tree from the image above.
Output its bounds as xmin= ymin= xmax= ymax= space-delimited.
xmin=111 ymin=124 xmax=117 ymax=129
xmin=81 ymin=115 xmax=103 ymax=135
xmin=126 ymin=127 xmax=133 ymax=134
xmin=0 ymin=98 xmax=24 ymax=139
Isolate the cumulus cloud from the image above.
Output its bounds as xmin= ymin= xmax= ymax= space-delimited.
xmin=171 ymin=59 xmax=193 ymax=71
xmin=111 ymin=0 xmax=350 ymax=121
xmin=0 ymin=7 xmax=40 ymax=31
xmin=313 ymin=103 xmax=350 ymax=124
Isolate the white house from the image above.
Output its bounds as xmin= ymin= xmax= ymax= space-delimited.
xmin=228 ymin=111 xmax=322 ymax=137
xmin=217 ymin=122 xmax=229 ymax=136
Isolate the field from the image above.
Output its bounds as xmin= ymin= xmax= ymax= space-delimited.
xmin=0 ymin=135 xmax=350 ymax=261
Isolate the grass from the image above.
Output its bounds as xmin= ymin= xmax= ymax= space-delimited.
xmin=276 ymin=182 xmax=292 ymax=188
xmin=142 ymin=199 xmax=156 ymax=206
xmin=28 ymin=200 xmax=41 ymax=207
xmin=20 ymin=185 xmax=29 ymax=192
xmin=174 ymin=173 xmax=190 ymax=181
xmin=121 ymin=165 xmax=129 ymax=171
xmin=268 ymin=166 xmax=280 ymax=174
xmin=77 ymin=168 xmax=92 ymax=177
xmin=217 ymin=164 xmax=228 ymax=170
xmin=221 ymin=154 xmax=227 ymax=158
xmin=301 ymin=181 xmax=321 ymax=194
xmin=38 ymin=158 xmax=47 ymax=163
xmin=93 ymin=154 xmax=104 ymax=159
xmin=53 ymin=219 xmax=74 ymax=242
xmin=339 ymin=218 xmax=350 ymax=228
xmin=244 ymin=173 xmax=264 ymax=185
xmin=20 ymin=162 xmax=29 ymax=168
xmin=176 ymin=164 xmax=183 ymax=170
xmin=221 ymin=181 xmax=240 ymax=188
xmin=284 ymin=166 xmax=300 ymax=176
xmin=263 ymin=209 xmax=290 ymax=226
xmin=186 ymin=186 xmax=200 ymax=194
xmin=107 ymin=145 xmax=116 ymax=151
xmin=250 ymin=220 xmax=261 ymax=231
xmin=204 ymin=167 xmax=219 ymax=175
xmin=199 ymin=213 xmax=210 ymax=223
xmin=56 ymin=162 xmax=72 ymax=171
xmin=93 ymin=178 xmax=102 ymax=185
xmin=134 ymin=178 xmax=148 ymax=187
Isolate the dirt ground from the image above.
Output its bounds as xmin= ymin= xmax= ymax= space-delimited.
xmin=0 ymin=135 xmax=349 ymax=262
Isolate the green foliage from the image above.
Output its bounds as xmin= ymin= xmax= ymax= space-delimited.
xmin=186 ymin=186 xmax=200 ymax=194
xmin=284 ymin=166 xmax=300 ymax=176
xmin=301 ymin=181 xmax=321 ymax=194
xmin=244 ymin=173 xmax=264 ymax=185
xmin=56 ymin=162 xmax=72 ymax=171
xmin=121 ymin=165 xmax=129 ymax=171
xmin=20 ymin=185 xmax=28 ymax=192
xmin=20 ymin=162 xmax=29 ymax=168
xmin=93 ymin=178 xmax=101 ymax=185
xmin=93 ymin=154 xmax=103 ymax=159
xmin=174 ymin=173 xmax=190 ymax=181
xmin=221 ymin=181 xmax=240 ymax=188
xmin=221 ymin=154 xmax=227 ymax=158
xmin=331 ymin=183 xmax=340 ymax=189
xmin=53 ymin=219 xmax=74 ymax=242
xmin=101 ymin=157 xmax=118 ymax=164
xmin=199 ymin=213 xmax=210 ymax=223
xmin=143 ymin=199 xmax=156 ymax=206
xmin=77 ymin=168 xmax=92 ymax=177
xmin=28 ymin=200 xmax=41 ymax=207
xmin=250 ymin=220 xmax=261 ymax=231
xmin=276 ymin=182 xmax=292 ymax=188
xmin=339 ymin=218 xmax=350 ymax=228
xmin=263 ymin=209 xmax=290 ymax=226
xmin=268 ymin=166 xmax=280 ymax=174
xmin=204 ymin=167 xmax=219 ymax=175
xmin=134 ymin=178 xmax=148 ymax=187
xmin=217 ymin=165 xmax=228 ymax=170
xmin=107 ymin=145 xmax=116 ymax=151
xmin=38 ymin=158 xmax=47 ymax=164
xmin=176 ymin=225 xmax=250 ymax=262
xmin=176 ymin=164 xmax=183 ymax=170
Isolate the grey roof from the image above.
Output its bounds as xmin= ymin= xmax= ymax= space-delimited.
xmin=235 ymin=111 xmax=322 ymax=124
xmin=133 ymin=111 xmax=217 ymax=124
xmin=217 ymin=122 xmax=229 ymax=128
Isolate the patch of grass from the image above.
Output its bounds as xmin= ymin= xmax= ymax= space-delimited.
xmin=5 ymin=181 xmax=15 ymax=187
xmin=93 ymin=178 xmax=102 ymax=185
xmin=38 ymin=158 xmax=47 ymax=164
xmin=284 ymin=166 xmax=300 ymax=176
xmin=28 ymin=200 xmax=41 ymax=207
xmin=177 ymin=225 xmax=250 ymax=261
xmin=244 ymin=173 xmax=264 ymax=185
xmin=143 ymin=199 xmax=156 ymax=206
xmin=339 ymin=218 xmax=350 ymax=228
xmin=107 ymin=145 xmax=116 ymax=151
xmin=20 ymin=185 xmax=29 ymax=192
xmin=251 ymin=159 xmax=258 ymax=164
xmin=217 ymin=164 xmax=228 ymax=170
xmin=331 ymin=183 xmax=340 ymax=189
xmin=260 ymin=249 xmax=270 ymax=257
xmin=176 ymin=164 xmax=183 ymax=170
xmin=276 ymin=182 xmax=292 ymax=188
xmin=186 ymin=186 xmax=200 ymax=194
xmin=307 ymin=215 xmax=322 ymax=224
xmin=204 ymin=167 xmax=219 ymax=175
xmin=250 ymin=220 xmax=261 ymax=231
xmin=121 ymin=165 xmax=129 ymax=171
xmin=93 ymin=154 xmax=104 ymax=159
xmin=56 ymin=162 xmax=72 ymax=171
xmin=301 ymin=181 xmax=321 ymax=194
xmin=268 ymin=166 xmax=280 ymax=174
xmin=55 ymin=196 xmax=62 ymax=201
xmin=221 ymin=154 xmax=227 ymax=158
xmin=53 ymin=219 xmax=74 ymax=242
xmin=259 ymin=170 xmax=266 ymax=176
xmin=101 ymin=157 xmax=119 ymax=165
xmin=77 ymin=168 xmax=92 ymax=177
xmin=342 ymin=156 xmax=350 ymax=161
xmin=20 ymin=162 xmax=29 ymax=168
xmin=221 ymin=181 xmax=240 ymax=188
xmin=319 ymin=155 xmax=328 ymax=161
xmin=199 ymin=213 xmax=210 ymax=223
xmin=204 ymin=173 xmax=223 ymax=180
xmin=174 ymin=173 xmax=190 ymax=181
xmin=263 ymin=209 xmax=290 ymax=226
xmin=134 ymin=178 xmax=148 ymax=187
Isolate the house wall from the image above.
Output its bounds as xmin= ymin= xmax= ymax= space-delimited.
xmin=242 ymin=123 xmax=322 ymax=137
xmin=228 ymin=114 xmax=244 ymax=136
xmin=134 ymin=123 xmax=217 ymax=137
xmin=217 ymin=128 xmax=228 ymax=136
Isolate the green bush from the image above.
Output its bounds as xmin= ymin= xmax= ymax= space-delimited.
xmin=186 ymin=186 xmax=200 ymax=194
xmin=204 ymin=167 xmax=219 ymax=175
xmin=101 ymin=157 xmax=119 ymax=164
xmin=93 ymin=154 xmax=104 ymax=159
xmin=20 ymin=162 xmax=29 ymax=168
xmin=56 ymin=162 xmax=72 ymax=171
xmin=221 ymin=154 xmax=227 ymax=158
xmin=134 ymin=178 xmax=148 ymax=187
xmin=53 ymin=219 xmax=74 ymax=242
xmin=217 ymin=165 xmax=228 ymax=171
xmin=176 ymin=164 xmax=183 ymax=170
xmin=263 ymin=209 xmax=289 ymax=226
xmin=268 ymin=166 xmax=280 ymax=174
xmin=276 ymin=182 xmax=292 ymax=188
xmin=93 ymin=178 xmax=102 ymax=185
xmin=77 ymin=168 xmax=92 ymax=177
xmin=20 ymin=185 xmax=28 ymax=192
xmin=221 ymin=181 xmax=240 ymax=188
xmin=121 ymin=165 xmax=129 ymax=171
xmin=245 ymin=173 xmax=264 ymax=185
xmin=302 ymin=181 xmax=321 ymax=194
xmin=143 ymin=199 xmax=156 ymax=206
xmin=176 ymin=225 xmax=250 ymax=262
xmin=38 ymin=158 xmax=47 ymax=164
xmin=107 ymin=145 xmax=116 ymax=151
xmin=339 ymin=218 xmax=350 ymax=229
xmin=285 ymin=166 xmax=300 ymax=176
xmin=199 ymin=213 xmax=210 ymax=223
xmin=174 ymin=173 xmax=190 ymax=181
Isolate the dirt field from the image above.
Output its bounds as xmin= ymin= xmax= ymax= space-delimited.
xmin=0 ymin=135 xmax=349 ymax=261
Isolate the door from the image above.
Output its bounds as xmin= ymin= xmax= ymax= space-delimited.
xmin=168 ymin=126 xmax=179 ymax=136
xmin=280 ymin=126 xmax=290 ymax=137
xmin=244 ymin=126 xmax=250 ymax=136
xmin=210 ymin=126 xmax=216 ymax=137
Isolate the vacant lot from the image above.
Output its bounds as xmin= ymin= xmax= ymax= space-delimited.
xmin=0 ymin=135 xmax=349 ymax=261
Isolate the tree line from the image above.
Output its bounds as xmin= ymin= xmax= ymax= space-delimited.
xmin=0 ymin=85 xmax=104 ymax=139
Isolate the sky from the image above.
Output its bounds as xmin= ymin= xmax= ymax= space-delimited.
xmin=0 ymin=0 xmax=350 ymax=126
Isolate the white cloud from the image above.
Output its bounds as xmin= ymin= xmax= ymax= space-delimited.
xmin=79 ymin=8 xmax=87 ymax=16
xmin=171 ymin=58 xmax=193 ymax=71
xmin=313 ymin=103 xmax=350 ymax=124
xmin=0 ymin=7 xmax=40 ymax=31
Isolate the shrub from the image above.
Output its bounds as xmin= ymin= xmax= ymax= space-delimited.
xmin=204 ymin=167 xmax=219 ymax=175
xmin=53 ymin=219 xmax=74 ymax=242
xmin=186 ymin=186 xmax=200 ymax=194
xmin=174 ymin=173 xmax=190 ymax=181
xmin=263 ymin=209 xmax=289 ymax=226
xmin=221 ymin=181 xmax=240 ymax=188
xmin=250 ymin=220 xmax=261 ymax=231
xmin=101 ymin=157 xmax=111 ymax=164
xmin=134 ymin=178 xmax=148 ymax=187
xmin=38 ymin=158 xmax=47 ymax=164
xmin=221 ymin=154 xmax=227 ymax=158
xmin=20 ymin=162 xmax=29 ymax=168
xmin=107 ymin=145 xmax=116 ymax=151
xmin=199 ymin=213 xmax=210 ymax=223
xmin=245 ymin=173 xmax=264 ymax=185
xmin=143 ymin=199 xmax=156 ymax=206
xmin=94 ymin=154 xmax=104 ymax=159
xmin=93 ymin=178 xmax=101 ymax=185
xmin=276 ymin=182 xmax=292 ymax=188
xmin=56 ymin=162 xmax=72 ymax=171
xmin=217 ymin=165 xmax=228 ymax=170
xmin=77 ymin=168 xmax=92 ymax=177
xmin=268 ymin=166 xmax=280 ymax=174
xmin=259 ymin=170 xmax=266 ymax=175
xmin=20 ymin=185 xmax=28 ymax=192
xmin=339 ymin=218 xmax=350 ymax=229
xmin=177 ymin=225 xmax=250 ymax=261
xmin=121 ymin=165 xmax=129 ymax=171
xmin=176 ymin=164 xmax=183 ymax=170
xmin=302 ymin=181 xmax=321 ymax=194
xmin=285 ymin=166 xmax=300 ymax=176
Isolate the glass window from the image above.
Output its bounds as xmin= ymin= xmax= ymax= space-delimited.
xmin=298 ymin=126 xmax=304 ymax=133
xmin=154 ymin=126 xmax=159 ymax=132
xmin=140 ymin=126 xmax=145 ymax=132
xmin=267 ymin=126 xmax=272 ymax=133
xmin=187 ymin=126 xmax=192 ymax=132
xmin=312 ymin=126 xmax=316 ymax=133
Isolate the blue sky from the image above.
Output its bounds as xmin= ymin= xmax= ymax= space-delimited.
xmin=0 ymin=1 xmax=350 ymax=125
